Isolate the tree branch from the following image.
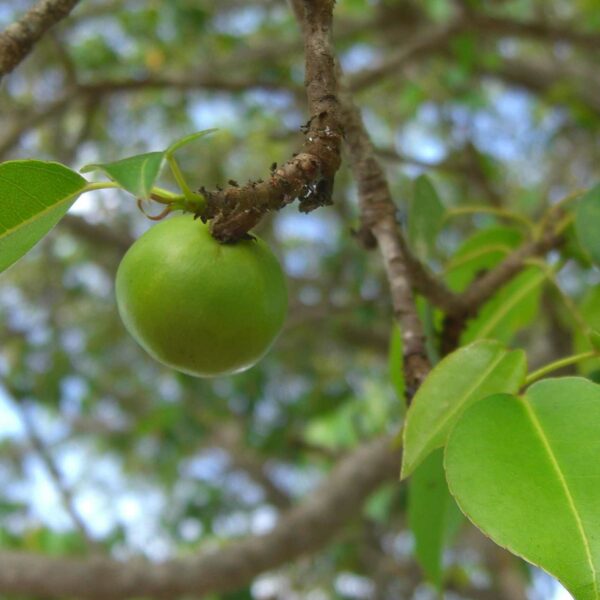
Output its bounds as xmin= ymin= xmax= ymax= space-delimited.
xmin=339 ymin=89 xmax=431 ymax=396
xmin=0 ymin=0 xmax=81 ymax=78
xmin=481 ymin=57 xmax=600 ymax=116
xmin=59 ymin=215 xmax=132 ymax=254
xmin=348 ymin=20 xmax=462 ymax=92
xmin=440 ymin=213 xmax=565 ymax=351
xmin=200 ymin=0 xmax=343 ymax=241
xmin=468 ymin=12 xmax=600 ymax=51
xmin=459 ymin=217 xmax=563 ymax=312
xmin=0 ymin=435 xmax=399 ymax=599
xmin=0 ymin=93 xmax=74 ymax=159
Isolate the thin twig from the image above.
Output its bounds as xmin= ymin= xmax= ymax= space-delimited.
xmin=10 ymin=395 xmax=97 ymax=550
xmin=440 ymin=213 xmax=565 ymax=352
xmin=339 ymin=88 xmax=430 ymax=397
xmin=459 ymin=217 xmax=564 ymax=313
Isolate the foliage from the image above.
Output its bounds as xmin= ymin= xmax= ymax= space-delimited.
xmin=2 ymin=1 xmax=600 ymax=599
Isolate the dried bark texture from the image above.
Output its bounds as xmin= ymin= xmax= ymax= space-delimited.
xmin=0 ymin=435 xmax=400 ymax=599
xmin=340 ymin=89 xmax=430 ymax=397
xmin=201 ymin=0 xmax=343 ymax=241
xmin=0 ymin=0 xmax=80 ymax=77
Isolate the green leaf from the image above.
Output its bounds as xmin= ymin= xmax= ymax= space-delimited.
xmin=563 ymin=221 xmax=594 ymax=268
xmin=573 ymin=287 xmax=600 ymax=375
xmin=417 ymin=295 xmax=442 ymax=365
xmin=591 ymin=331 xmax=600 ymax=353
xmin=408 ymin=449 xmax=463 ymax=587
xmin=401 ymin=340 xmax=526 ymax=478
xmin=445 ymin=377 xmax=600 ymax=600
xmin=81 ymin=151 xmax=165 ymax=198
xmin=80 ymin=131 xmax=217 ymax=199
xmin=388 ymin=325 xmax=405 ymax=409
xmin=462 ymin=267 xmax=545 ymax=344
xmin=575 ymin=184 xmax=600 ymax=266
xmin=165 ymin=129 xmax=218 ymax=155
xmin=445 ymin=226 xmax=523 ymax=292
xmin=0 ymin=160 xmax=87 ymax=274
xmin=408 ymin=175 xmax=445 ymax=260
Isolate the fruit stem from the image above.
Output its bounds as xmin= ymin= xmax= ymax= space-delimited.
xmin=524 ymin=351 xmax=598 ymax=387
xmin=83 ymin=181 xmax=121 ymax=192
xmin=166 ymin=154 xmax=206 ymax=212
xmin=150 ymin=186 xmax=184 ymax=202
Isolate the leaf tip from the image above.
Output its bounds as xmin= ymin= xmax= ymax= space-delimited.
xmin=400 ymin=456 xmax=415 ymax=480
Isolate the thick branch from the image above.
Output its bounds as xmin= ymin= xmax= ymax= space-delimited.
xmin=0 ymin=0 xmax=80 ymax=77
xmin=200 ymin=0 xmax=343 ymax=241
xmin=0 ymin=435 xmax=399 ymax=599
xmin=339 ymin=89 xmax=430 ymax=396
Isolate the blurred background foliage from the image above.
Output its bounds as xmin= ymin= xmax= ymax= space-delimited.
xmin=1 ymin=0 xmax=600 ymax=598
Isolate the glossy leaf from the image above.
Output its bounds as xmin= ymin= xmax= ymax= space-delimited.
xmin=408 ymin=449 xmax=462 ymax=587
xmin=0 ymin=160 xmax=87 ymax=274
xmin=445 ymin=377 xmax=600 ymax=600
xmin=81 ymin=151 xmax=165 ymax=198
xmin=573 ymin=286 xmax=600 ymax=375
xmin=408 ymin=175 xmax=445 ymax=260
xmin=575 ymin=184 xmax=600 ymax=266
xmin=563 ymin=221 xmax=594 ymax=268
xmin=462 ymin=267 xmax=545 ymax=344
xmin=165 ymin=129 xmax=218 ymax=155
xmin=401 ymin=340 xmax=526 ymax=478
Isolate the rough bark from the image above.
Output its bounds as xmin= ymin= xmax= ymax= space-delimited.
xmin=200 ymin=0 xmax=343 ymax=242
xmin=0 ymin=0 xmax=81 ymax=77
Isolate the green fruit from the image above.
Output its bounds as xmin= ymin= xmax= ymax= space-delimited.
xmin=115 ymin=215 xmax=287 ymax=377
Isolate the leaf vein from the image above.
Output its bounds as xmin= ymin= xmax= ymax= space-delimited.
xmin=409 ymin=350 xmax=510 ymax=466
xmin=475 ymin=269 xmax=545 ymax=340
xmin=521 ymin=398 xmax=598 ymax=598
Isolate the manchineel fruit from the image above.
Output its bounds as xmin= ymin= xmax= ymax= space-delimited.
xmin=115 ymin=215 xmax=288 ymax=377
